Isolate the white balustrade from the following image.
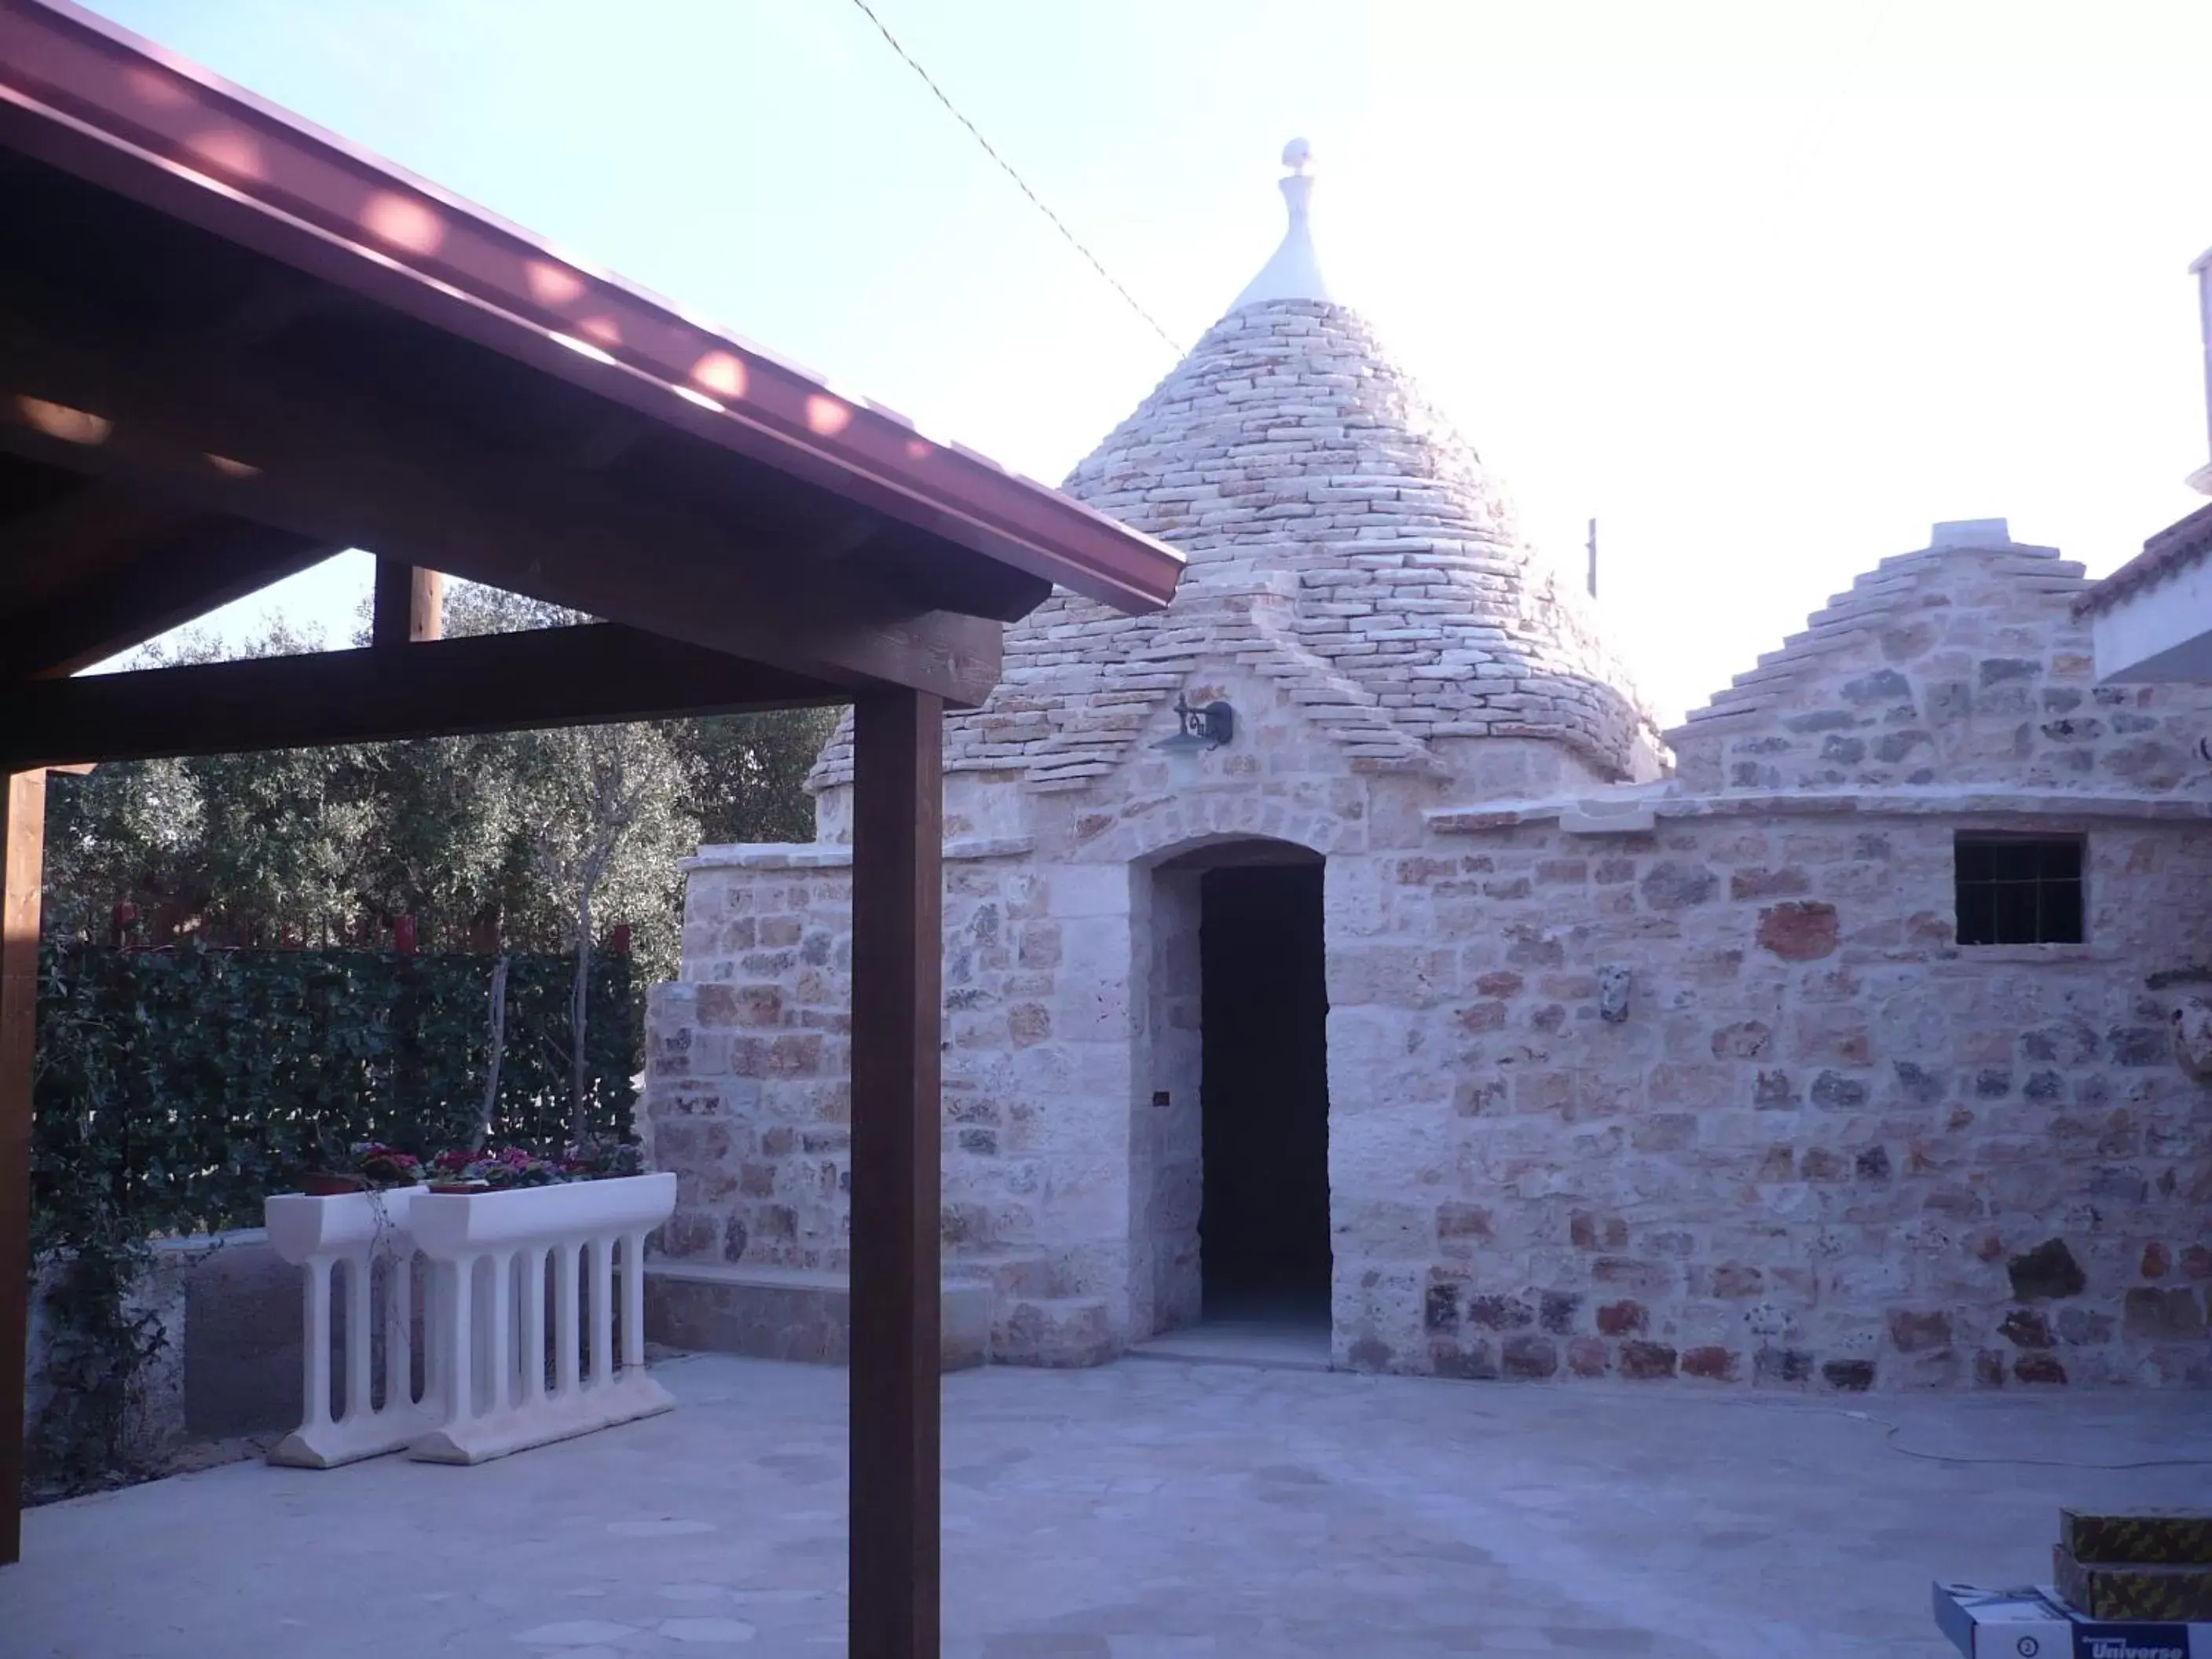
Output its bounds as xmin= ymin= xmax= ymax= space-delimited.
xmin=405 ymin=1171 xmax=676 ymax=1464
xmin=263 ymin=1185 xmax=443 ymax=1467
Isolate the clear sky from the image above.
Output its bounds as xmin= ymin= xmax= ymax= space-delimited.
xmin=85 ymin=0 xmax=2212 ymax=724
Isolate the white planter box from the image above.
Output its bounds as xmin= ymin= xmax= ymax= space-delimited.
xmin=405 ymin=1171 xmax=676 ymax=1465
xmin=262 ymin=1185 xmax=441 ymax=1467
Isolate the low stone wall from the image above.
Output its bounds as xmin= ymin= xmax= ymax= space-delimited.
xmin=643 ymin=1262 xmax=990 ymax=1371
xmin=25 ymin=1229 xmax=305 ymax=1469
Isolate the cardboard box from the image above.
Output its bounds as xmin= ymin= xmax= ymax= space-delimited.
xmin=1933 ymin=1581 xmax=2211 ymax=1657
xmin=2056 ymin=1548 xmax=2212 ymax=1622
xmin=2063 ymin=1512 xmax=2212 ymax=1568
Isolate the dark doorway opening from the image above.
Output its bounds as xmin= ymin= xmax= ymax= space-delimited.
xmin=1199 ymin=860 xmax=1331 ymax=1326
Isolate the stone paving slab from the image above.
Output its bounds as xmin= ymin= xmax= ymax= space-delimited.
xmin=3 ymin=1353 xmax=2207 ymax=1656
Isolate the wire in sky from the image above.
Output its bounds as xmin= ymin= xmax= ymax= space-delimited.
xmin=843 ymin=0 xmax=1184 ymax=356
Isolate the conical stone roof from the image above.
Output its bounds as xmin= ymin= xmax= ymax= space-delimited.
xmin=813 ymin=144 xmax=1657 ymax=793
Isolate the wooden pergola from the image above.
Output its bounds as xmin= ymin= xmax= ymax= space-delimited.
xmin=0 ymin=2 xmax=1181 ymax=1649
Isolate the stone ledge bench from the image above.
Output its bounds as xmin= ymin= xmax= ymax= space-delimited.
xmin=643 ymin=1262 xmax=991 ymax=1372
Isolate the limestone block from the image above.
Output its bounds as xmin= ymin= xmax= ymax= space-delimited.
xmin=993 ymin=1296 xmax=1116 ymax=1368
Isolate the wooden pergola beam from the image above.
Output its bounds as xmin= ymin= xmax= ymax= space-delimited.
xmin=371 ymin=558 xmax=444 ymax=650
xmin=0 ymin=623 xmax=839 ymax=770
xmin=0 ymin=483 xmax=181 ymax=612
xmin=0 ymin=298 xmax=1002 ymax=706
xmin=0 ymin=768 xmax=44 ymax=1567
xmin=848 ymin=690 xmax=945 ymax=1658
xmin=0 ymin=512 xmax=334 ymax=679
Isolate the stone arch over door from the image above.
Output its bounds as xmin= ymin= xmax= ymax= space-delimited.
xmin=1126 ymin=830 xmax=1334 ymax=1342
xmin=1089 ymin=787 xmax=1361 ymax=873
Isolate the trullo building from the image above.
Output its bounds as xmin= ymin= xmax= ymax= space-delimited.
xmin=643 ymin=146 xmax=2212 ymax=1392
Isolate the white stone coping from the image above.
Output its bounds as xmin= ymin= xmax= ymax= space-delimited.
xmin=1429 ymin=789 xmax=2212 ymax=836
xmin=682 ymin=835 xmax=1035 ymax=872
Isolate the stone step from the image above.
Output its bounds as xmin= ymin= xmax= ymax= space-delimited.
xmin=944 ymin=1251 xmax=1054 ymax=1301
xmin=993 ymin=1295 xmax=1117 ymax=1369
xmin=643 ymin=1262 xmax=988 ymax=1372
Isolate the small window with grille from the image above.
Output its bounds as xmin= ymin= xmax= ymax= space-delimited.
xmin=1954 ymin=834 xmax=2085 ymax=946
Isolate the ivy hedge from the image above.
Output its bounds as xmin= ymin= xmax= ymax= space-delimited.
xmin=26 ymin=939 xmax=639 ymax=1495
xmin=31 ymin=939 xmax=639 ymax=1241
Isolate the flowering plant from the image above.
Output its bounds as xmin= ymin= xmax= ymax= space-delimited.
xmin=427 ymin=1144 xmax=558 ymax=1189
xmin=350 ymin=1143 xmax=423 ymax=1187
xmin=418 ymin=1139 xmax=643 ymax=1189
xmin=556 ymin=1137 xmax=644 ymax=1181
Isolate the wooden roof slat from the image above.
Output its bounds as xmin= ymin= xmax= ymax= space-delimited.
xmin=0 ymin=479 xmax=183 ymax=609
xmin=0 ymin=0 xmax=1184 ymax=616
xmin=0 ymin=284 xmax=1003 ymax=704
xmin=2 ymin=621 xmax=838 ymax=768
xmin=0 ymin=509 xmax=332 ymax=677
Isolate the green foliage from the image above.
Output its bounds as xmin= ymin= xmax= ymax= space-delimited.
xmin=26 ymin=939 xmax=636 ymax=1496
xmin=666 ymin=708 xmax=840 ymax=848
xmin=26 ymin=946 xmax=165 ymax=1495
xmin=43 ymin=583 xmax=844 ymax=987
xmin=32 ymin=940 xmax=638 ymax=1232
xmin=28 ymin=577 xmax=836 ymax=1495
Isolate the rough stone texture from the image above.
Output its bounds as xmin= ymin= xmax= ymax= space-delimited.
xmin=640 ymin=1262 xmax=989 ymax=1371
xmin=812 ymin=298 xmax=1668 ymax=795
xmin=649 ymin=265 xmax=2212 ymax=1393
xmin=651 ymin=533 xmax=2212 ymax=1389
xmin=1668 ymin=531 xmax=2207 ymax=799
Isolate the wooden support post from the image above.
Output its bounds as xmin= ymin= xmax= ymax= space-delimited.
xmin=1 ymin=769 xmax=49 ymax=1567
xmin=372 ymin=559 xmax=444 ymax=648
xmin=848 ymin=690 xmax=943 ymax=1658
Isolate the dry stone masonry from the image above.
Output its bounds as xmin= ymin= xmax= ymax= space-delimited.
xmin=645 ymin=148 xmax=2212 ymax=1391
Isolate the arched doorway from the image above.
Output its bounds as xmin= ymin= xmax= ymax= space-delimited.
xmin=1137 ymin=836 xmax=1332 ymax=1361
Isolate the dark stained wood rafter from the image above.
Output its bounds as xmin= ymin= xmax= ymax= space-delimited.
xmin=0 ymin=293 xmax=1004 ymax=705
xmin=848 ymin=689 xmax=946 ymax=1659
xmin=0 ymin=767 xmax=44 ymax=1567
xmin=0 ymin=509 xmax=333 ymax=677
xmin=0 ymin=479 xmax=183 ymax=610
xmin=0 ymin=623 xmax=839 ymax=769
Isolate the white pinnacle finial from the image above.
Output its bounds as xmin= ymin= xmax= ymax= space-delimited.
xmin=1228 ymin=137 xmax=1333 ymax=310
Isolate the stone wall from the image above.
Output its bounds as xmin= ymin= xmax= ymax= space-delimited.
xmin=643 ymin=838 xmax=1148 ymax=1362
xmin=654 ymin=541 xmax=2212 ymax=1388
xmin=650 ymin=656 xmax=1416 ymax=1361
xmin=811 ymin=298 xmax=1668 ymax=795
xmin=1671 ymin=529 xmax=2202 ymax=799
xmin=1331 ymin=802 xmax=2212 ymax=1390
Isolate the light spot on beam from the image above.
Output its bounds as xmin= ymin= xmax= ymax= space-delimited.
xmin=691 ymin=352 xmax=747 ymax=400
xmin=123 ymin=66 xmax=191 ymax=108
xmin=804 ymin=394 xmax=851 ymax=437
xmin=16 ymin=397 xmax=111 ymax=445
xmin=523 ymin=258 xmax=588 ymax=306
xmin=206 ymin=453 xmax=261 ymax=478
xmin=183 ymin=127 xmax=264 ymax=181
xmin=674 ymin=386 xmax=723 ymax=412
xmin=361 ymin=191 xmax=445 ymax=255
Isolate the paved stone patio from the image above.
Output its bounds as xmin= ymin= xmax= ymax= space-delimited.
xmin=4 ymin=1353 xmax=2207 ymax=1657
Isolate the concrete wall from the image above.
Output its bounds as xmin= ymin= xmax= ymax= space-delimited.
xmin=25 ymin=1229 xmax=302 ymax=1467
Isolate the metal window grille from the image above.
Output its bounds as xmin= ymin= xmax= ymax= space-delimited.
xmin=1954 ymin=834 xmax=2085 ymax=946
